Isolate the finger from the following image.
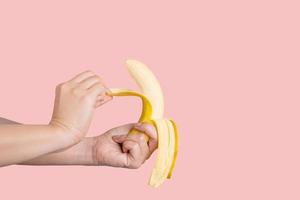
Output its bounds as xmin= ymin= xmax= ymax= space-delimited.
xmin=126 ymin=133 xmax=150 ymax=160
xmin=94 ymin=100 xmax=104 ymax=108
xmin=134 ymin=123 xmax=157 ymax=140
xmin=94 ymin=95 xmax=112 ymax=108
xmin=97 ymin=94 xmax=113 ymax=102
xmin=134 ymin=123 xmax=158 ymax=154
xmin=94 ymin=100 xmax=102 ymax=108
xmin=122 ymin=140 xmax=141 ymax=158
xmin=113 ymin=153 xmax=129 ymax=168
xmin=148 ymin=137 xmax=158 ymax=155
xmin=88 ymin=82 xmax=107 ymax=98
xmin=79 ymin=75 xmax=102 ymax=89
xmin=97 ymin=94 xmax=105 ymax=101
xmin=112 ymin=135 xmax=127 ymax=143
xmin=90 ymin=77 xmax=109 ymax=91
xmin=106 ymin=123 xmax=136 ymax=136
xmin=69 ymin=71 xmax=95 ymax=83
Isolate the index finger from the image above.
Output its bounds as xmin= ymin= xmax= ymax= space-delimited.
xmin=133 ymin=123 xmax=158 ymax=154
xmin=69 ymin=70 xmax=95 ymax=83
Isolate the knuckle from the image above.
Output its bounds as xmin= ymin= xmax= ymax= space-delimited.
xmin=56 ymin=82 xmax=70 ymax=92
xmin=93 ymin=75 xmax=102 ymax=81
xmin=84 ymin=70 xmax=95 ymax=75
xmin=94 ymin=82 xmax=104 ymax=88
xmin=145 ymin=124 xmax=157 ymax=138
xmin=55 ymin=82 xmax=63 ymax=89
xmin=89 ymin=75 xmax=99 ymax=81
xmin=132 ymin=142 xmax=139 ymax=149
xmin=137 ymin=134 xmax=145 ymax=142
xmin=144 ymin=123 xmax=155 ymax=132
xmin=91 ymin=78 xmax=102 ymax=86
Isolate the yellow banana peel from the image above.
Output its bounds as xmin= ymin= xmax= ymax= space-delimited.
xmin=108 ymin=59 xmax=178 ymax=187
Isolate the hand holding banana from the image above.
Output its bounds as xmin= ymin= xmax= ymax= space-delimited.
xmin=107 ymin=59 xmax=179 ymax=187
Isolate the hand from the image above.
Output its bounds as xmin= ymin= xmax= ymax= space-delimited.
xmin=50 ymin=71 xmax=112 ymax=143
xmin=91 ymin=123 xmax=158 ymax=169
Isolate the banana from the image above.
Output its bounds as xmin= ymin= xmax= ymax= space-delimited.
xmin=107 ymin=59 xmax=178 ymax=187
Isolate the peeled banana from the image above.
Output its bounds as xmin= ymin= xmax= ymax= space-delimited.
xmin=108 ymin=59 xmax=178 ymax=187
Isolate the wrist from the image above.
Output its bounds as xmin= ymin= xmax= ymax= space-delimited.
xmin=74 ymin=137 xmax=96 ymax=165
xmin=49 ymin=119 xmax=83 ymax=145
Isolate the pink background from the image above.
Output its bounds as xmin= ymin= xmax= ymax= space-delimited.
xmin=0 ymin=0 xmax=299 ymax=199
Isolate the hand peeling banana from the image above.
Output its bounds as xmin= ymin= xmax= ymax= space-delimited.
xmin=107 ymin=59 xmax=178 ymax=187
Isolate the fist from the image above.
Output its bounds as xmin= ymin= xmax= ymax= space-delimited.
xmin=92 ymin=123 xmax=158 ymax=169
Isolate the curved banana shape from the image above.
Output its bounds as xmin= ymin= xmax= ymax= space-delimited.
xmin=107 ymin=59 xmax=178 ymax=187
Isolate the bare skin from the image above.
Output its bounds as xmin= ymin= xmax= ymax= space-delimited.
xmin=0 ymin=71 xmax=157 ymax=168
xmin=0 ymin=117 xmax=157 ymax=168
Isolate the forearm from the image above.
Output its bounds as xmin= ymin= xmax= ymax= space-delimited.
xmin=21 ymin=137 xmax=95 ymax=165
xmin=0 ymin=117 xmax=94 ymax=166
xmin=0 ymin=117 xmax=20 ymax=125
xmin=0 ymin=116 xmax=77 ymax=166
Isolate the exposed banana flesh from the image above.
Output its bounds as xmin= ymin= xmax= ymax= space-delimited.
xmin=107 ymin=59 xmax=178 ymax=187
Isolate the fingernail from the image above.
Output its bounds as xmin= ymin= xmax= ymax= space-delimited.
xmin=104 ymin=89 xmax=113 ymax=96
xmin=104 ymin=95 xmax=113 ymax=101
xmin=99 ymin=97 xmax=112 ymax=105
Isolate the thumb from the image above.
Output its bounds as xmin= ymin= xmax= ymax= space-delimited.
xmin=112 ymin=135 xmax=127 ymax=143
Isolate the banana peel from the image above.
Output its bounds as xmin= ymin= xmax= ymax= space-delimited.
xmin=107 ymin=59 xmax=178 ymax=187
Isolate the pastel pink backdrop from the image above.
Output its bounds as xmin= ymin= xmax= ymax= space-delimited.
xmin=0 ymin=0 xmax=299 ymax=199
